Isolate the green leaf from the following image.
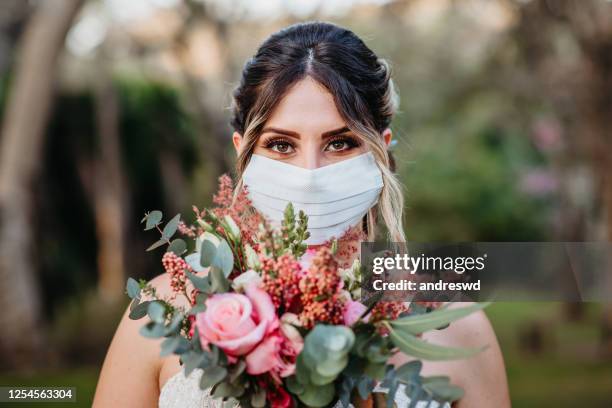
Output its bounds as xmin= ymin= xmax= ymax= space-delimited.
xmin=140 ymin=321 xmax=166 ymax=338
xmin=286 ymin=376 xmax=304 ymax=395
xmin=164 ymin=313 xmax=184 ymax=336
xmin=395 ymin=361 xmax=422 ymax=383
xmin=189 ymin=304 xmax=207 ymax=316
xmin=213 ymin=239 xmax=234 ymax=277
xmin=298 ymin=383 xmax=335 ymax=407
xmin=200 ymin=240 xmax=217 ymax=268
xmin=162 ymin=213 xmax=181 ymax=239
xmin=185 ymin=270 xmax=211 ymax=292
xmin=167 ymin=239 xmax=187 ymax=255
xmin=251 ymin=389 xmax=266 ymax=408
xmin=228 ymin=360 xmax=246 ymax=383
xmin=388 ymin=327 xmax=485 ymax=361
xmin=126 ymin=278 xmax=140 ymax=299
xmin=212 ymin=381 xmax=244 ymax=398
xmin=183 ymin=352 xmax=207 ymax=376
xmin=147 ymin=301 xmax=166 ymax=324
xmin=199 ymin=366 xmax=228 ymax=389
xmin=210 ymin=266 xmax=230 ymax=293
xmin=160 ymin=336 xmax=180 ymax=357
xmin=147 ymin=239 xmax=166 ymax=251
xmin=358 ymin=376 xmax=375 ymax=400
xmin=129 ymin=300 xmax=151 ymax=320
xmin=390 ymin=302 xmax=490 ymax=335
xmin=422 ymin=376 xmax=464 ymax=401
xmin=144 ymin=210 xmax=162 ymax=230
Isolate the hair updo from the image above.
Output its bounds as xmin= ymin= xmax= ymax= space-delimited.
xmin=229 ymin=21 xmax=405 ymax=242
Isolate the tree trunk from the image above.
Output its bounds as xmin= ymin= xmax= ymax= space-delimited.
xmin=92 ymin=67 xmax=129 ymax=301
xmin=0 ymin=0 xmax=84 ymax=369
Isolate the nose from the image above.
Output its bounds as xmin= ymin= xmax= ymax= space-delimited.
xmin=299 ymin=142 xmax=322 ymax=170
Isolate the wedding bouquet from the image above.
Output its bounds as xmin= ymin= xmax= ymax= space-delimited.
xmin=126 ymin=175 xmax=487 ymax=408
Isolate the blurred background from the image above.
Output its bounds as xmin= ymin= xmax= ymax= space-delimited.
xmin=0 ymin=0 xmax=611 ymax=406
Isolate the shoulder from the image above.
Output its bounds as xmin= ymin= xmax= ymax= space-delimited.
xmin=93 ymin=272 xmax=175 ymax=407
xmin=422 ymin=302 xmax=511 ymax=407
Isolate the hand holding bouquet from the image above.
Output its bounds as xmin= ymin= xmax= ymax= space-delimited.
xmin=126 ymin=176 xmax=487 ymax=408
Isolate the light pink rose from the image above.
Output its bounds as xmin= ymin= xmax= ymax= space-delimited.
xmin=245 ymin=314 xmax=304 ymax=381
xmin=343 ymin=300 xmax=368 ymax=326
xmin=196 ymin=283 xmax=278 ymax=356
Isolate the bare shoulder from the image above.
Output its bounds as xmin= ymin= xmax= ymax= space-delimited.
xmin=92 ymin=272 xmax=177 ymax=407
xmin=421 ymin=302 xmax=511 ymax=407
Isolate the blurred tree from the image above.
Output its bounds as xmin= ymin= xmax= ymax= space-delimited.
xmin=0 ymin=0 xmax=84 ymax=369
xmin=510 ymin=0 xmax=612 ymax=355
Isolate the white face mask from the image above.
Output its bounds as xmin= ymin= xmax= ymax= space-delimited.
xmin=242 ymin=152 xmax=384 ymax=245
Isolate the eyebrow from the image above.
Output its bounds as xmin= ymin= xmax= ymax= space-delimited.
xmin=260 ymin=126 xmax=351 ymax=139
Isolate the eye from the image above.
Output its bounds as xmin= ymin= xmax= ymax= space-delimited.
xmin=325 ymin=136 xmax=360 ymax=152
xmin=264 ymin=137 xmax=295 ymax=154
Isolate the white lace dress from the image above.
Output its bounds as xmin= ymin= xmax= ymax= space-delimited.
xmin=159 ymin=368 xmax=451 ymax=408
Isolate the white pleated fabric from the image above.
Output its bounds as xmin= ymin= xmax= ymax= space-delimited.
xmin=242 ymin=152 xmax=384 ymax=244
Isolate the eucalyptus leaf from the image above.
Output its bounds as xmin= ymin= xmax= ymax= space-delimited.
xmin=185 ymin=270 xmax=211 ymax=292
xmin=212 ymin=381 xmax=244 ymax=398
xmin=140 ymin=321 xmax=166 ymax=338
xmin=162 ymin=213 xmax=181 ymax=239
xmin=147 ymin=239 xmax=167 ymax=251
xmin=395 ymin=361 xmax=422 ymax=383
xmin=167 ymin=239 xmax=187 ymax=255
xmin=185 ymin=252 xmax=207 ymax=273
xmin=184 ymin=352 xmax=207 ymax=376
xmin=390 ymin=302 xmax=490 ymax=335
xmin=199 ymin=366 xmax=228 ymax=389
xmin=210 ymin=266 xmax=230 ymax=293
xmin=213 ymin=239 xmax=234 ymax=277
xmin=147 ymin=301 xmax=166 ymax=324
xmin=160 ymin=336 xmax=180 ymax=357
xmin=200 ymin=240 xmax=217 ymax=268
xmin=251 ymin=389 xmax=266 ymax=408
xmin=286 ymin=376 xmax=304 ymax=395
xmin=164 ymin=313 xmax=184 ymax=336
xmin=126 ymin=277 xmax=140 ymax=299
xmin=422 ymin=376 xmax=464 ymax=401
xmin=298 ymin=383 xmax=335 ymax=407
xmin=129 ymin=300 xmax=151 ymax=320
xmin=144 ymin=210 xmax=162 ymax=230
xmin=228 ymin=360 xmax=246 ymax=383
xmin=357 ymin=376 xmax=375 ymax=400
xmin=388 ymin=327 xmax=485 ymax=360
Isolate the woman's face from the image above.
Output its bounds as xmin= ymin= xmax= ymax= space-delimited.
xmin=233 ymin=76 xmax=392 ymax=169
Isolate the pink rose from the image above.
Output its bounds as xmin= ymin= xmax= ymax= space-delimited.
xmin=245 ymin=313 xmax=304 ymax=381
xmin=343 ymin=300 xmax=368 ymax=326
xmin=196 ymin=283 xmax=278 ymax=356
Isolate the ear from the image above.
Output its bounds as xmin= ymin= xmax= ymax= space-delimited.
xmin=382 ymin=128 xmax=392 ymax=147
xmin=232 ymin=131 xmax=243 ymax=154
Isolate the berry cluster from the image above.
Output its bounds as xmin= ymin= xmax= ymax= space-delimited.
xmin=260 ymin=253 xmax=302 ymax=312
xmin=161 ymin=251 xmax=191 ymax=300
xmin=298 ymin=247 xmax=345 ymax=328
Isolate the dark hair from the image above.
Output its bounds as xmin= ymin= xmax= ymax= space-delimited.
xmin=230 ymin=20 xmax=405 ymax=242
xmin=230 ymin=20 xmax=397 ymax=139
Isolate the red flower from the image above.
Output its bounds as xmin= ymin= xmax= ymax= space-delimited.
xmin=268 ymin=383 xmax=293 ymax=408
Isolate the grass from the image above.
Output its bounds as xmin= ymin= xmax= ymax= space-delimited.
xmin=487 ymin=302 xmax=612 ymax=407
xmin=0 ymin=366 xmax=99 ymax=407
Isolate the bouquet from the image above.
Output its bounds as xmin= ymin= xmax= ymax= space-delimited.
xmin=126 ymin=175 xmax=487 ymax=408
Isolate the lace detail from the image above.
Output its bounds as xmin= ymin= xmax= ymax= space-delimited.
xmin=159 ymin=368 xmax=451 ymax=408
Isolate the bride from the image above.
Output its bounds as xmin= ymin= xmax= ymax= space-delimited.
xmin=93 ymin=21 xmax=510 ymax=407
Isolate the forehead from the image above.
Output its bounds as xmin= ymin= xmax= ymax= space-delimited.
xmin=266 ymin=76 xmax=346 ymax=132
